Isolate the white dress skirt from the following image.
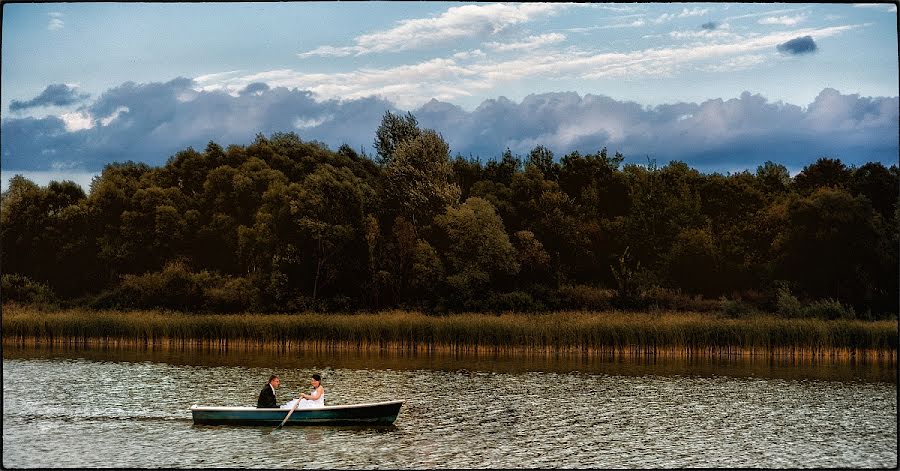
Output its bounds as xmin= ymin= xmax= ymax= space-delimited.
xmin=281 ymin=390 xmax=325 ymax=409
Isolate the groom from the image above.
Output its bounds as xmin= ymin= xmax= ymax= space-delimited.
xmin=257 ymin=375 xmax=280 ymax=408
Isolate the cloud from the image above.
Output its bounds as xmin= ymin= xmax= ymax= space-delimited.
xmin=298 ymin=3 xmax=570 ymax=58
xmin=759 ymin=14 xmax=807 ymax=26
xmin=654 ymin=7 xmax=709 ymax=24
xmin=854 ymin=4 xmax=898 ymax=13
xmin=1 ymin=78 xmax=396 ymax=171
xmin=670 ymin=24 xmax=734 ymax=40
xmin=240 ymin=82 xmax=270 ymax=96
xmin=485 ymin=33 xmax=566 ymax=52
xmin=2 ymin=80 xmax=896 ymax=178
xmin=9 ymin=84 xmax=90 ymax=111
xmin=207 ymin=24 xmax=863 ymax=110
xmin=777 ymin=36 xmax=818 ymax=55
xmin=723 ymin=7 xmax=808 ymax=23
xmin=452 ymin=49 xmax=486 ymax=60
xmin=701 ymin=54 xmax=768 ymax=72
xmin=47 ymin=12 xmax=64 ymax=30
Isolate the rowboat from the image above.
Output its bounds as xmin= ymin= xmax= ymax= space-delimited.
xmin=190 ymin=400 xmax=404 ymax=426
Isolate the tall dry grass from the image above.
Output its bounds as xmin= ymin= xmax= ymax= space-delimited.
xmin=2 ymin=303 xmax=896 ymax=356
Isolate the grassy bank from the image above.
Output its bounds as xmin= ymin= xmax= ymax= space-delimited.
xmin=2 ymin=304 xmax=896 ymax=356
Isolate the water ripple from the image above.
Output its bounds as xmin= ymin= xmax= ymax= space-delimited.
xmin=3 ymin=354 xmax=897 ymax=468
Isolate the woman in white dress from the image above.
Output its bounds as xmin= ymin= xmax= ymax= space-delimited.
xmin=282 ymin=373 xmax=325 ymax=409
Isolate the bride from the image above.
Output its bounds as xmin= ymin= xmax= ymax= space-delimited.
xmin=282 ymin=373 xmax=325 ymax=409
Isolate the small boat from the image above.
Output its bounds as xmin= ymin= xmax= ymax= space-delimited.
xmin=190 ymin=400 xmax=404 ymax=426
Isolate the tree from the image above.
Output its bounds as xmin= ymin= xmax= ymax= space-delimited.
xmin=512 ymin=230 xmax=551 ymax=284
xmin=289 ymin=164 xmax=371 ymax=301
xmin=483 ymin=148 xmax=520 ymax=186
xmin=665 ymin=227 xmax=720 ymax=295
xmin=374 ymin=110 xmax=421 ymax=165
xmin=435 ymin=197 xmax=519 ymax=295
xmin=850 ymin=162 xmax=898 ymax=220
xmin=755 ymin=160 xmax=791 ymax=195
xmin=384 ymin=129 xmax=461 ymax=228
xmin=526 ymin=145 xmax=558 ymax=181
xmin=793 ymin=157 xmax=851 ymax=194
xmin=774 ymin=187 xmax=888 ymax=310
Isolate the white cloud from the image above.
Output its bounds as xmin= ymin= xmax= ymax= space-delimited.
xmin=452 ymin=49 xmax=486 ymax=60
xmin=758 ymin=14 xmax=807 ymax=26
xmin=294 ymin=115 xmax=332 ymax=129
xmin=723 ymin=7 xmax=809 ymax=23
xmin=701 ymin=54 xmax=769 ymax=73
xmin=193 ymin=70 xmax=245 ymax=83
xmin=297 ymin=45 xmax=360 ymax=59
xmin=485 ymin=33 xmax=566 ymax=52
xmin=654 ymin=7 xmax=709 ymax=24
xmin=298 ymin=3 xmax=571 ymax=57
xmin=50 ymin=160 xmax=83 ymax=171
xmin=198 ymin=24 xmax=864 ymax=109
xmin=47 ymin=12 xmax=64 ymax=30
xmin=60 ymin=111 xmax=93 ymax=131
xmin=854 ymin=4 xmax=898 ymax=12
xmin=99 ymin=106 xmax=129 ymax=126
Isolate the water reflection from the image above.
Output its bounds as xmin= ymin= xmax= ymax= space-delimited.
xmin=2 ymin=345 xmax=897 ymax=468
xmin=3 ymin=343 xmax=895 ymax=383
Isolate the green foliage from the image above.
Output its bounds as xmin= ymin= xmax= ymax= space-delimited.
xmin=1 ymin=113 xmax=897 ymax=318
xmin=558 ymin=285 xmax=615 ymax=311
xmin=721 ymin=297 xmax=759 ymax=319
xmin=664 ymin=227 xmax=720 ymax=295
xmin=803 ymin=298 xmax=856 ymax=320
xmin=92 ymin=261 xmax=259 ymax=312
xmin=611 ymin=247 xmax=642 ymax=307
xmin=775 ymin=285 xmax=804 ymax=318
xmin=384 ymin=129 xmax=461 ymax=226
xmin=435 ymin=197 xmax=519 ymax=301
xmin=793 ymin=157 xmax=851 ymax=194
xmin=374 ymin=110 xmax=421 ymax=165
xmin=1 ymin=274 xmax=58 ymax=306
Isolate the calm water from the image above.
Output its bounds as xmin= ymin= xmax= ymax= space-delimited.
xmin=3 ymin=345 xmax=897 ymax=468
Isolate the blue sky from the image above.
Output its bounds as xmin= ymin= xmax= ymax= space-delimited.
xmin=2 ymin=2 xmax=898 ymax=191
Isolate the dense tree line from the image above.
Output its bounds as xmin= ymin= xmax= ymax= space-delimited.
xmin=2 ymin=111 xmax=897 ymax=317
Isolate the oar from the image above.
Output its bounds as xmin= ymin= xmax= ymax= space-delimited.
xmin=276 ymin=395 xmax=301 ymax=429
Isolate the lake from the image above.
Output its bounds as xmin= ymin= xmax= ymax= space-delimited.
xmin=2 ymin=345 xmax=896 ymax=468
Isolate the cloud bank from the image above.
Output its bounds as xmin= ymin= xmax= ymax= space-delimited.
xmin=2 ymin=79 xmax=897 ymax=177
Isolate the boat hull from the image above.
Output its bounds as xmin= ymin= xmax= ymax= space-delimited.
xmin=190 ymin=400 xmax=403 ymax=426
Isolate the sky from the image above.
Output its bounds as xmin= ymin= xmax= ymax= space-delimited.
xmin=2 ymin=2 xmax=898 ymax=191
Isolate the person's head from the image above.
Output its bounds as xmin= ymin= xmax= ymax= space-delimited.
xmin=268 ymin=375 xmax=281 ymax=388
xmin=311 ymin=373 xmax=321 ymax=387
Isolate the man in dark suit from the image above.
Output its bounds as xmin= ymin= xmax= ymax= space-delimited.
xmin=257 ymin=375 xmax=280 ymax=408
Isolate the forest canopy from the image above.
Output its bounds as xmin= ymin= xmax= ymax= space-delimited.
xmin=2 ymin=111 xmax=897 ymax=317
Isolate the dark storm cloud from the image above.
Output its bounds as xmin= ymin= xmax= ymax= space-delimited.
xmin=9 ymin=84 xmax=90 ymax=111
xmin=777 ymin=35 xmax=818 ymax=55
xmin=2 ymin=79 xmax=897 ymax=176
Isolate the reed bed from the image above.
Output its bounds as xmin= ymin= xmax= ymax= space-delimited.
xmin=2 ymin=304 xmax=896 ymax=358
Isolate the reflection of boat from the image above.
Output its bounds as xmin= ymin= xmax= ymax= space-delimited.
xmin=190 ymin=400 xmax=403 ymax=426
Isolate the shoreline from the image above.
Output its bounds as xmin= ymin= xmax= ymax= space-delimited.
xmin=3 ymin=337 xmax=896 ymax=362
xmin=3 ymin=304 xmax=896 ymax=359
